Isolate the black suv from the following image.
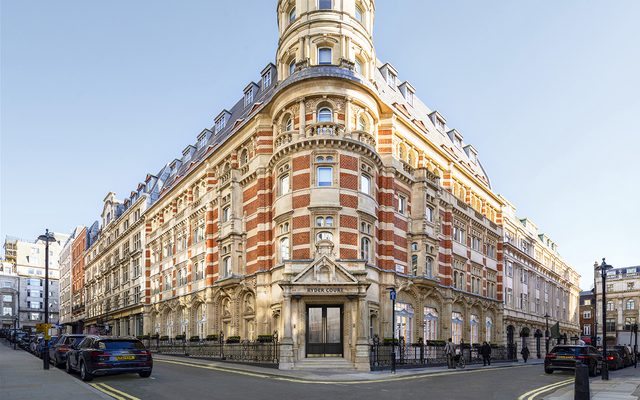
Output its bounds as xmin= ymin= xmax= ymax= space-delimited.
xmin=545 ymin=345 xmax=602 ymax=376
xmin=613 ymin=345 xmax=634 ymax=367
xmin=66 ymin=335 xmax=152 ymax=381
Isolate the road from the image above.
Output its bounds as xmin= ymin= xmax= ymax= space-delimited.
xmin=71 ymin=358 xmax=578 ymax=400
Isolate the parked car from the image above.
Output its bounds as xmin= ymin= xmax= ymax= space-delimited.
xmin=605 ymin=350 xmax=624 ymax=370
xmin=613 ymin=345 xmax=634 ymax=367
xmin=19 ymin=334 xmax=34 ymax=350
xmin=36 ymin=336 xmax=58 ymax=359
xmin=29 ymin=335 xmax=43 ymax=354
xmin=66 ymin=336 xmax=152 ymax=381
xmin=50 ymin=334 xmax=86 ymax=367
xmin=11 ymin=331 xmax=27 ymax=344
xmin=544 ymin=345 xmax=603 ymax=376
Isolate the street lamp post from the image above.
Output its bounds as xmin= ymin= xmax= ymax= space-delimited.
xmin=597 ymin=258 xmax=613 ymax=380
xmin=387 ymin=287 xmax=397 ymax=374
xmin=593 ymin=262 xmax=599 ymax=346
xmin=544 ymin=313 xmax=550 ymax=355
xmin=38 ymin=229 xmax=56 ymax=370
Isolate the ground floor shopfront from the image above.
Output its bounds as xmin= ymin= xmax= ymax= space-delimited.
xmin=146 ymin=256 xmax=504 ymax=370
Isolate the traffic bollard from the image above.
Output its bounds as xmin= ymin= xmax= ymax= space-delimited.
xmin=574 ymin=361 xmax=590 ymax=400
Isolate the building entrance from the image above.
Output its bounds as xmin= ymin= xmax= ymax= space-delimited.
xmin=306 ymin=305 xmax=343 ymax=357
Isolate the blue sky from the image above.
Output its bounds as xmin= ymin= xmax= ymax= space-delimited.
xmin=1 ymin=1 xmax=638 ymax=289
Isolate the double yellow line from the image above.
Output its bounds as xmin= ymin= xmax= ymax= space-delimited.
xmin=89 ymin=383 xmax=141 ymax=400
xmin=517 ymin=378 xmax=573 ymax=400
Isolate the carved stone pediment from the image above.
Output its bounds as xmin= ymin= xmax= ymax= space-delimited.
xmin=291 ymin=256 xmax=358 ymax=285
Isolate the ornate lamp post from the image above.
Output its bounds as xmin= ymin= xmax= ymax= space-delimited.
xmin=596 ymin=258 xmax=613 ymax=380
xmin=37 ymin=229 xmax=56 ymax=370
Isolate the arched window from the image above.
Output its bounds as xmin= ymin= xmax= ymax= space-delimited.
xmin=318 ymin=47 xmax=332 ymax=65
xmin=451 ymin=312 xmax=463 ymax=344
xmin=395 ymin=302 xmax=414 ymax=344
xmin=318 ymin=107 xmax=333 ymax=123
xmin=279 ymin=237 xmax=290 ymax=262
xmin=426 ymin=257 xmax=434 ymax=278
xmin=284 ymin=116 xmax=293 ymax=131
xmin=288 ymin=7 xmax=296 ymax=23
xmin=360 ymin=237 xmax=371 ymax=262
xmin=486 ymin=317 xmax=493 ymax=342
xmin=423 ymin=307 xmax=438 ymax=341
xmin=222 ymin=256 xmax=231 ymax=277
xmin=316 ymin=231 xmax=333 ymax=241
xmin=240 ymin=149 xmax=248 ymax=166
xmin=325 ymin=216 xmax=334 ymax=227
xmin=470 ymin=314 xmax=480 ymax=345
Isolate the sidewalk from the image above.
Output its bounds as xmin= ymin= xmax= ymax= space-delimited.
xmin=153 ymin=353 xmax=544 ymax=382
xmin=544 ymin=367 xmax=640 ymax=400
xmin=0 ymin=340 xmax=110 ymax=400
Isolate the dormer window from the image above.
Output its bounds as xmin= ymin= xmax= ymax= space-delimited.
xmin=454 ymin=137 xmax=462 ymax=148
xmin=197 ymin=131 xmax=208 ymax=149
xmin=244 ymin=87 xmax=254 ymax=107
xmin=215 ymin=112 xmax=229 ymax=133
xmin=318 ymin=0 xmax=332 ymax=10
xmin=262 ymin=70 xmax=272 ymax=88
xmin=399 ymin=82 xmax=415 ymax=106
xmin=387 ymin=71 xmax=396 ymax=87
xmin=318 ymin=47 xmax=332 ymax=65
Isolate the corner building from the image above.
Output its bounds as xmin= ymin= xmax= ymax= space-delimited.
xmin=145 ymin=0 xmax=505 ymax=370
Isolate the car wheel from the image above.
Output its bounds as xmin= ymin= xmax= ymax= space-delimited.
xmin=66 ymin=359 xmax=73 ymax=374
xmin=544 ymin=367 xmax=554 ymax=374
xmin=80 ymin=362 xmax=93 ymax=382
xmin=139 ymin=371 xmax=152 ymax=378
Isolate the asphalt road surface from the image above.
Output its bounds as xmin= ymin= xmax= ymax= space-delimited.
xmin=68 ymin=359 xmax=579 ymax=400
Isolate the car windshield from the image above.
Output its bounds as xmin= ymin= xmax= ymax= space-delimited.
xmin=551 ymin=346 xmax=584 ymax=355
xmin=97 ymin=340 xmax=145 ymax=350
xmin=64 ymin=336 xmax=84 ymax=345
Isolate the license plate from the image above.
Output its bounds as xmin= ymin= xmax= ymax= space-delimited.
xmin=558 ymin=355 xmax=574 ymax=359
xmin=115 ymin=355 xmax=135 ymax=360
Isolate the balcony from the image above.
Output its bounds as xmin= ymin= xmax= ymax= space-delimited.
xmin=306 ymin=122 xmax=343 ymax=137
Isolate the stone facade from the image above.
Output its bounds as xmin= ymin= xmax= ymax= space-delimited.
xmin=1 ymin=261 xmax=19 ymax=329
xmin=595 ymin=265 xmax=640 ymax=346
xmin=500 ymin=198 xmax=581 ymax=357
xmin=70 ymin=0 xmax=582 ymax=371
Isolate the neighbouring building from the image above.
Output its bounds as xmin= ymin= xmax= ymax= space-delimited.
xmin=83 ymin=187 xmax=157 ymax=337
xmin=59 ymin=226 xmax=85 ymax=332
xmin=4 ymin=233 xmax=69 ymax=332
xmin=595 ymin=265 xmax=640 ymax=346
xmin=66 ymin=0 xmax=582 ymax=370
xmin=579 ymin=290 xmax=595 ymax=345
xmin=500 ymin=198 xmax=581 ymax=357
xmin=1 ymin=261 xmax=19 ymax=329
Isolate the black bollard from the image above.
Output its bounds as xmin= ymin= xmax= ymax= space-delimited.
xmin=574 ymin=361 xmax=590 ymax=400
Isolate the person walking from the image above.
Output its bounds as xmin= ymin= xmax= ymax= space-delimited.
xmin=445 ymin=338 xmax=456 ymax=369
xmin=521 ymin=345 xmax=530 ymax=363
xmin=480 ymin=341 xmax=492 ymax=366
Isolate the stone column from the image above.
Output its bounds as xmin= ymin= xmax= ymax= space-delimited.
xmin=354 ymin=295 xmax=370 ymax=371
xmin=279 ymin=288 xmax=294 ymax=370
xmin=299 ymin=99 xmax=306 ymax=138
xmin=442 ymin=296 xmax=453 ymax=340
xmin=344 ymin=97 xmax=352 ymax=138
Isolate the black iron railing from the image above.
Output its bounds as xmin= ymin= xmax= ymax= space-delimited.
xmin=142 ymin=336 xmax=279 ymax=367
xmin=370 ymin=336 xmax=518 ymax=370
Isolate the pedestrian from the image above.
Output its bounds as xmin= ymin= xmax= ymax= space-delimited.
xmin=521 ymin=345 xmax=530 ymax=363
xmin=480 ymin=341 xmax=492 ymax=366
xmin=445 ymin=338 xmax=456 ymax=369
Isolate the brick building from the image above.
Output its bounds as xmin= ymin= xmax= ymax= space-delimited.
xmin=579 ymin=290 xmax=595 ymax=344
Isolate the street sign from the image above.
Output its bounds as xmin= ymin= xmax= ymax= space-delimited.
xmin=389 ymin=289 xmax=396 ymax=301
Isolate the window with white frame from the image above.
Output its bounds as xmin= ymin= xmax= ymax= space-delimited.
xmin=426 ymin=206 xmax=434 ymax=222
xmin=222 ymin=256 xmax=231 ymax=278
xmin=279 ymin=237 xmax=290 ymax=263
xmin=453 ymin=224 xmax=465 ymax=244
xmin=360 ymin=237 xmax=372 ymax=262
xmin=398 ymin=195 xmax=407 ymax=215
xmin=318 ymin=47 xmax=332 ymax=65
xmin=222 ymin=206 xmax=231 ymax=223
xmin=244 ymin=87 xmax=254 ymax=107
xmin=583 ymin=311 xmax=591 ymax=319
xmin=215 ymin=115 xmax=226 ymax=133
xmin=426 ymin=257 xmax=434 ymax=278
xmin=316 ymin=216 xmax=334 ymax=227
xmin=357 ymin=116 xmax=367 ymax=131
xmin=284 ymin=116 xmax=293 ymax=131
xmin=355 ymin=4 xmax=364 ymax=22
xmin=360 ymin=173 xmax=371 ymax=195
xmin=583 ymin=324 xmax=591 ymax=336
xmin=354 ymin=58 xmax=363 ymax=74
xmin=471 ymin=233 xmax=482 ymax=251
xmin=279 ymin=173 xmax=290 ymax=196
xmin=195 ymin=259 xmax=205 ymax=281
xmin=424 ymin=307 xmax=438 ymax=341
xmin=316 ymin=155 xmax=334 ymax=187
xmin=451 ymin=312 xmax=463 ymax=344
xmin=317 ymin=108 xmax=333 ymax=123
xmin=262 ymin=69 xmax=272 ymax=88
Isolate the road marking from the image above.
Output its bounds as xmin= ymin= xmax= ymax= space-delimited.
xmin=516 ymin=378 xmax=573 ymax=400
xmin=155 ymin=358 xmax=538 ymax=385
xmin=89 ymin=383 xmax=141 ymax=400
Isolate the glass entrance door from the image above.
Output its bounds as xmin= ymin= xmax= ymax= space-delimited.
xmin=306 ymin=305 xmax=343 ymax=357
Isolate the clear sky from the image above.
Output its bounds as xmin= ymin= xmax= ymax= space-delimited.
xmin=1 ymin=1 xmax=639 ymax=289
